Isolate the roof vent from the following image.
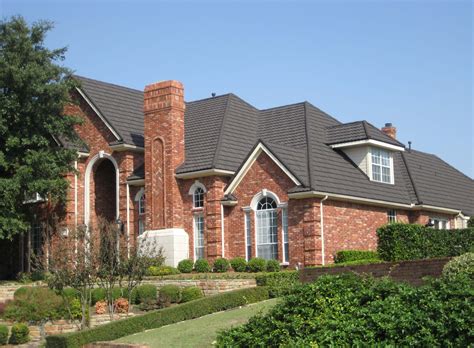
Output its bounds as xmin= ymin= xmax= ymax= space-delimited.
xmin=385 ymin=122 xmax=392 ymax=127
xmin=211 ymin=93 xmax=216 ymax=98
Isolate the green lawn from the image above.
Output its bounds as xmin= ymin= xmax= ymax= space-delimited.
xmin=115 ymin=298 xmax=278 ymax=348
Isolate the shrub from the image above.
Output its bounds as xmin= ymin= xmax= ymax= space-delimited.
xmin=13 ymin=286 xmax=29 ymax=300
xmin=177 ymin=259 xmax=194 ymax=273
xmin=114 ymin=298 xmax=129 ymax=314
xmin=95 ymin=301 xmax=107 ymax=315
xmin=217 ymin=274 xmax=473 ymax=347
xmin=31 ymin=270 xmax=46 ymax=281
xmin=180 ymin=287 xmax=203 ymax=303
xmin=61 ymin=288 xmax=80 ymax=301
xmin=45 ymin=287 xmax=269 ymax=348
xmin=68 ymin=298 xmax=83 ymax=320
xmin=90 ymin=288 xmax=106 ymax=305
xmin=134 ymin=284 xmax=157 ymax=304
xmin=159 ymin=285 xmax=181 ymax=304
xmin=112 ymin=288 xmax=129 ymax=301
xmin=4 ymin=287 xmax=67 ymax=323
xmin=334 ymin=250 xmax=379 ymax=263
xmin=336 ymin=259 xmax=383 ymax=266
xmin=230 ymin=257 xmax=247 ymax=272
xmin=0 ymin=325 xmax=8 ymax=345
xmin=255 ymin=271 xmax=299 ymax=297
xmin=377 ymin=223 xmax=474 ymax=261
xmin=442 ymin=252 xmax=474 ymax=281
xmin=194 ymin=259 xmax=211 ymax=273
xmin=8 ymin=323 xmax=29 ymax=345
xmin=213 ymin=258 xmax=230 ymax=273
xmin=248 ymin=258 xmax=267 ymax=272
xmin=147 ymin=265 xmax=180 ymax=276
xmin=266 ymin=259 xmax=280 ymax=272
xmin=143 ymin=255 xmax=166 ymax=268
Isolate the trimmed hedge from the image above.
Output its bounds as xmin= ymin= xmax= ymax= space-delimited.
xmin=159 ymin=285 xmax=181 ymax=304
xmin=180 ymin=286 xmax=203 ymax=303
xmin=442 ymin=252 xmax=474 ymax=281
xmin=334 ymin=250 xmax=379 ymax=264
xmin=255 ymin=271 xmax=299 ymax=297
xmin=213 ymin=258 xmax=230 ymax=273
xmin=377 ymin=223 xmax=474 ymax=261
xmin=45 ymin=286 xmax=269 ymax=348
xmin=9 ymin=323 xmax=29 ymax=345
xmin=177 ymin=259 xmax=194 ymax=273
xmin=133 ymin=284 xmax=157 ymax=304
xmin=248 ymin=258 xmax=267 ymax=272
xmin=230 ymin=257 xmax=247 ymax=272
xmin=265 ymin=259 xmax=280 ymax=272
xmin=194 ymin=259 xmax=211 ymax=273
xmin=0 ymin=324 xmax=8 ymax=345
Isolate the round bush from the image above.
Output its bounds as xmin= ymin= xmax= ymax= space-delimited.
xmin=194 ymin=259 xmax=211 ymax=273
xmin=180 ymin=286 xmax=203 ymax=303
xmin=13 ymin=286 xmax=29 ymax=300
xmin=159 ymin=285 xmax=181 ymax=303
xmin=147 ymin=265 xmax=180 ymax=276
xmin=230 ymin=257 xmax=248 ymax=272
xmin=9 ymin=323 xmax=29 ymax=345
xmin=442 ymin=252 xmax=474 ymax=280
xmin=91 ymin=288 xmax=106 ymax=305
xmin=134 ymin=284 xmax=157 ymax=304
xmin=0 ymin=324 xmax=8 ymax=345
xmin=213 ymin=258 xmax=230 ymax=273
xmin=266 ymin=259 xmax=281 ymax=272
xmin=248 ymin=258 xmax=267 ymax=272
xmin=178 ymin=259 xmax=194 ymax=273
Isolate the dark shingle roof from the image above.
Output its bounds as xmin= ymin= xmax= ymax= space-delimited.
xmin=127 ymin=163 xmax=144 ymax=181
xmin=77 ymin=76 xmax=473 ymax=216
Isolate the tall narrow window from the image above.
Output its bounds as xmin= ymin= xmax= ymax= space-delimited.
xmin=193 ymin=187 xmax=204 ymax=208
xmin=256 ymin=197 xmax=278 ymax=260
xmin=244 ymin=211 xmax=252 ymax=261
xmin=387 ymin=209 xmax=397 ymax=223
xmin=30 ymin=222 xmax=43 ymax=256
xmin=371 ymin=148 xmax=392 ymax=184
xmin=194 ymin=214 xmax=205 ymax=259
xmin=138 ymin=192 xmax=145 ymax=235
xmin=282 ymin=208 xmax=289 ymax=263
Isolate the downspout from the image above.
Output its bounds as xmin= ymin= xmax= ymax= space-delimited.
xmin=221 ymin=204 xmax=225 ymax=257
xmin=126 ymin=183 xmax=130 ymax=257
xmin=320 ymin=195 xmax=328 ymax=265
xmin=74 ymin=161 xmax=78 ymax=228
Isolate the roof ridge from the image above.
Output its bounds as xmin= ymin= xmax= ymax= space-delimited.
xmin=361 ymin=120 xmax=370 ymax=139
xmin=260 ymin=101 xmax=307 ymax=112
xmin=326 ymin=120 xmax=364 ymax=128
xmin=304 ymin=101 xmax=342 ymax=125
xmin=211 ymin=94 xmax=232 ymax=168
xmin=74 ymin=75 xmax=143 ymax=94
xmin=303 ymin=102 xmax=314 ymax=189
xmin=400 ymin=151 xmax=422 ymax=204
xmin=186 ymin=93 xmax=233 ymax=104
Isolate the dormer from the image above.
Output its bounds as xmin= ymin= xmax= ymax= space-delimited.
xmin=326 ymin=121 xmax=405 ymax=185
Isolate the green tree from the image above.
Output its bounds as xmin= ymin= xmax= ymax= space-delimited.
xmin=468 ymin=217 xmax=474 ymax=228
xmin=0 ymin=16 xmax=81 ymax=239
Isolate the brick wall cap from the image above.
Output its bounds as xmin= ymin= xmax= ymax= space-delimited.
xmin=144 ymin=80 xmax=184 ymax=92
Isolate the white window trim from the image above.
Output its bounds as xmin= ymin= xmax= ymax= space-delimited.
xmin=252 ymin=191 xmax=281 ymax=261
xmin=368 ymin=147 xmax=395 ymax=185
xmin=193 ymin=213 xmax=205 ymax=261
xmin=189 ymin=180 xmax=206 ymax=209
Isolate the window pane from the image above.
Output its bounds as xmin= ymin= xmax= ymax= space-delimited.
xmin=193 ymin=188 xmax=204 ymax=208
xmin=372 ymin=164 xmax=381 ymax=181
xmin=139 ymin=194 xmax=145 ymax=215
xmin=256 ymin=208 xmax=278 ymax=260
xmin=138 ymin=219 xmax=145 ymax=235
xmin=282 ymin=208 xmax=289 ymax=263
xmin=194 ymin=215 xmax=205 ymax=259
xmin=245 ymin=212 xmax=252 ymax=261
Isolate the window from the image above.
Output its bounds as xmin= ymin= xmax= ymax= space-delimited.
xmin=371 ymin=148 xmax=392 ymax=184
xmin=256 ymin=197 xmax=278 ymax=260
xmin=244 ymin=211 xmax=252 ymax=261
xmin=431 ymin=217 xmax=449 ymax=230
xmin=282 ymin=208 xmax=289 ymax=263
xmin=137 ymin=192 xmax=145 ymax=235
xmin=387 ymin=209 xmax=397 ymax=223
xmin=193 ymin=187 xmax=204 ymax=208
xmin=194 ymin=214 xmax=205 ymax=259
xmin=138 ymin=193 xmax=145 ymax=215
xmin=30 ymin=222 xmax=43 ymax=256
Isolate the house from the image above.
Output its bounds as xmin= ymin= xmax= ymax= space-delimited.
xmin=5 ymin=76 xmax=473 ymax=275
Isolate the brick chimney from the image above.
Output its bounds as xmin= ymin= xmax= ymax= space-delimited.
xmin=144 ymin=81 xmax=185 ymax=231
xmin=381 ymin=123 xmax=397 ymax=139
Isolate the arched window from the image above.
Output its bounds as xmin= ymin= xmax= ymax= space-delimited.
xmin=139 ymin=193 xmax=145 ymax=215
xmin=135 ymin=189 xmax=145 ymax=236
xmin=193 ymin=187 xmax=205 ymax=208
xmin=256 ymin=196 xmax=278 ymax=260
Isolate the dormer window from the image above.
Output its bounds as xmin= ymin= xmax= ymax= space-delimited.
xmin=371 ymin=148 xmax=393 ymax=184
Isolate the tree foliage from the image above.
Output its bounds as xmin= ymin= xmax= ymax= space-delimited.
xmin=0 ymin=16 xmax=81 ymax=239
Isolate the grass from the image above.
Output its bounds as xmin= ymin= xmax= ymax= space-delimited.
xmin=115 ymin=298 xmax=278 ymax=347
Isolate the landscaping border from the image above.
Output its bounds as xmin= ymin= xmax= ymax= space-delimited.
xmin=45 ymin=287 xmax=269 ymax=348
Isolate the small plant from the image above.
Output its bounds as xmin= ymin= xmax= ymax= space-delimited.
xmin=134 ymin=284 xmax=157 ymax=304
xmin=334 ymin=250 xmax=379 ymax=264
xmin=8 ymin=323 xmax=29 ymax=345
xmin=178 ymin=259 xmax=194 ymax=273
xmin=95 ymin=300 xmax=107 ymax=314
xmin=213 ymin=258 xmax=230 ymax=273
xmin=91 ymin=287 xmax=107 ymax=304
xmin=0 ymin=324 xmax=8 ymax=345
xmin=194 ymin=259 xmax=211 ymax=273
xmin=147 ymin=265 xmax=180 ymax=276
xmin=159 ymin=285 xmax=181 ymax=304
xmin=230 ymin=257 xmax=248 ymax=272
xmin=266 ymin=259 xmax=281 ymax=272
xmin=442 ymin=252 xmax=474 ymax=280
xmin=180 ymin=287 xmax=203 ymax=303
xmin=114 ymin=298 xmax=129 ymax=314
xmin=248 ymin=258 xmax=267 ymax=272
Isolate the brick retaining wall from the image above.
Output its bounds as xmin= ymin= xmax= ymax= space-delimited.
xmin=300 ymin=257 xmax=451 ymax=286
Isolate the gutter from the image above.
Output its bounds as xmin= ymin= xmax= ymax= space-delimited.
xmin=175 ymin=169 xmax=234 ymax=179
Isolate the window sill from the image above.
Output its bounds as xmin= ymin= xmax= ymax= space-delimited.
xmin=192 ymin=207 xmax=204 ymax=213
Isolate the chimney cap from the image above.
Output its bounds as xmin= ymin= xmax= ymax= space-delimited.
xmin=384 ymin=122 xmax=393 ymax=127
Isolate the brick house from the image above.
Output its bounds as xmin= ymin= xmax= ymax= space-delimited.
xmin=3 ymin=75 xmax=472 ymax=276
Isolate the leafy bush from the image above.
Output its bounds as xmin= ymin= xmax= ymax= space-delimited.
xmin=0 ymin=324 xmax=8 ymax=345
xmin=159 ymin=285 xmax=181 ymax=304
xmin=265 ymin=259 xmax=280 ymax=272
xmin=177 ymin=259 xmax=194 ymax=273
xmin=9 ymin=323 xmax=29 ymax=345
xmin=4 ymin=287 xmax=67 ymax=323
xmin=147 ymin=265 xmax=180 ymax=277
xmin=91 ymin=288 xmax=106 ymax=305
xmin=68 ymin=298 xmax=84 ymax=320
xmin=61 ymin=288 xmax=80 ymax=301
xmin=334 ymin=250 xmax=379 ymax=263
xmin=336 ymin=259 xmax=383 ymax=266
xmin=217 ymin=274 xmax=473 ymax=347
xmin=13 ymin=286 xmax=29 ymax=300
xmin=213 ymin=258 xmax=230 ymax=273
xmin=31 ymin=270 xmax=47 ymax=281
xmin=255 ymin=271 xmax=299 ymax=297
xmin=377 ymin=223 xmax=474 ymax=261
xmin=248 ymin=258 xmax=267 ymax=272
xmin=45 ymin=287 xmax=269 ymax=348
xmin=442 ymin=252 xmax=474 ymax=281
xmin=143 ymin=255 xmax=166 ymax=268
xmin=134 ymin=284 xmax=157 ymax=304
xmin=194 ymin=259 xmax=211 ymax=273
xmin=112 ymin=288 xmax=129 ymax=301
xmin=180 ymin=286 xmax=203 ymax=303
xmin=230 ymin=257 xmax=247 ymax=272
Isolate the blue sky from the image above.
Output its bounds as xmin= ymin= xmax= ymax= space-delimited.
xmin=2 ymin=0 xmax=473 ymax=177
